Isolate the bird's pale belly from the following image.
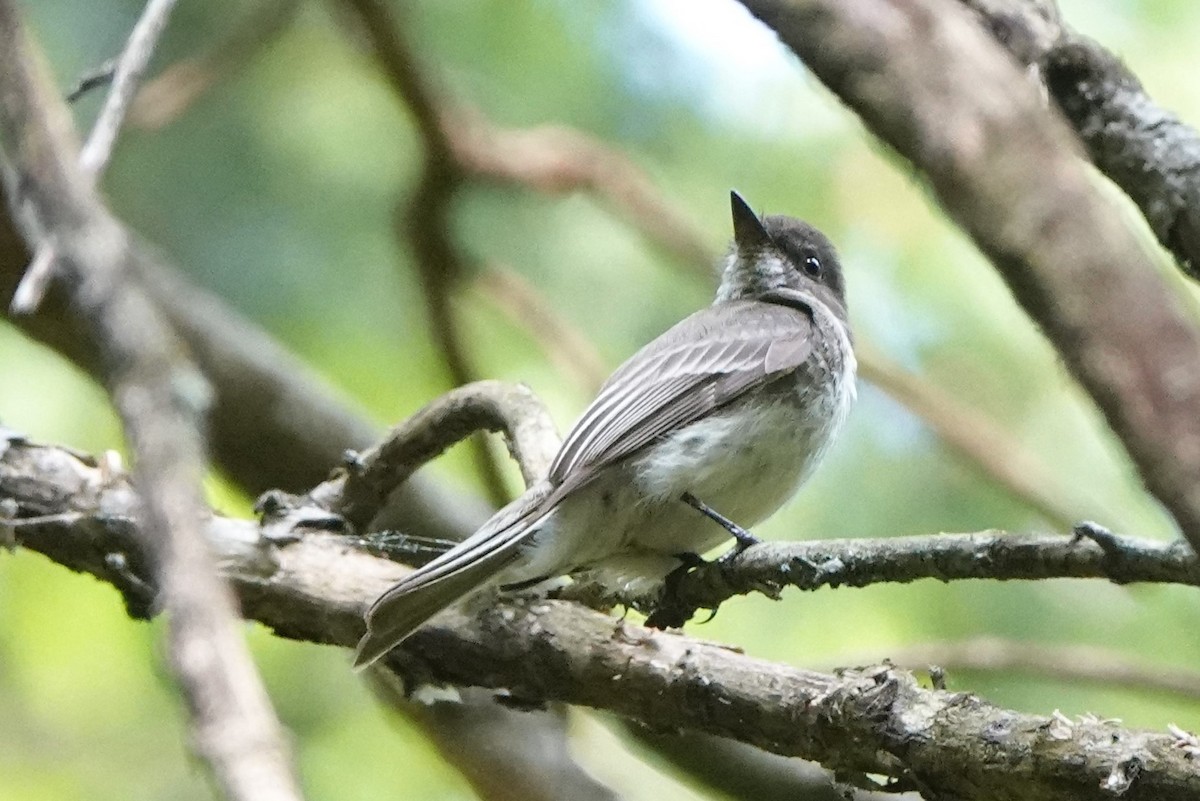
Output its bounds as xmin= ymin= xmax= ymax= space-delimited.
xmin=512 ymin=364 xmax=853 ymax=585
xmin=625 ymin=396 xmax=827 ymax=555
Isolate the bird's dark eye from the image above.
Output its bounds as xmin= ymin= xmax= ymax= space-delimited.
xmin=803 ymin=255 xmax=822 ymax=277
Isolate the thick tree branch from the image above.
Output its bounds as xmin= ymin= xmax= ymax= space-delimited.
xmin=962 ymin=0 xmax=1200 ymax=281
xmin=5 ymin=435 xmax=1200 ymax=800
xmin=737 ymin=0 xmax=1200 ymax=552
xmin=0 ymin=6 xmax=302 ymax=800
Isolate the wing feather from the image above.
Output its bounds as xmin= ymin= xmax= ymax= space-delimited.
xmin=548 ymin=298 xmax=816 ymax=491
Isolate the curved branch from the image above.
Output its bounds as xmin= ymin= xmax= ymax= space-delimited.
xmin=737 ymin=0 xmax=1200 ymax=552
xmin=317 ymin=380 xmax=560 ymax=532
xmin=4 ymin=436 xmax=1199 ymax=799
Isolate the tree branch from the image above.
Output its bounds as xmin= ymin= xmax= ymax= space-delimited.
xmin=11 ymin=0 xmax=178 ymax=314
xmin=562 ymin=523 xmax=1197 ymax=626
xmin=4 ymin=434 xmax=1199 ymax=800
xmin=0 ymin=5 xmax=302 ymax=800
xmin=737 ymin=0 xmax=1200 ymax=553
xmin=962 ymin=0 xmax=1200 ymax=281
xmin=313 ymin=380 xmax=559 ymax=533
xmin=0 ymin=16 xmax=606 ymax=800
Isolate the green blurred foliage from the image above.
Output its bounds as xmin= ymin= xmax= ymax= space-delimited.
xmin=3 ymin=0 xmax=1200 ymax=798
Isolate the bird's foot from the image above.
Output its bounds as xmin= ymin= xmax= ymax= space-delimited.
xmin=644 ymin=551 xmax=706 ymax=630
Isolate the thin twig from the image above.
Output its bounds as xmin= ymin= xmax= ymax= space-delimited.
xmin=12 ymin=0 xmax=177 ymax=314
xmin=0 ymin=7 xmax=303 ymax=800
xmin=562 ymin=525 xmax=1199 ymax=624
xmin=79 ymin=0 xmax=178 ymax=173
xmin=65 ymin=58 xmax=116 ymax=103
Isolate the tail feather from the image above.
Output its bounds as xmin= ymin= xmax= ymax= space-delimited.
xmin=354 ymin=492 xmax=548 ymax=669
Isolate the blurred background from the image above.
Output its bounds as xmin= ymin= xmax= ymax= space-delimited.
xmin=3 ymin=0 xmax=1200 ymax=798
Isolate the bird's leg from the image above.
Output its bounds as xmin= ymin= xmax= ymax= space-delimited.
xmin=680 ymin=492 xmax=760 ymax=555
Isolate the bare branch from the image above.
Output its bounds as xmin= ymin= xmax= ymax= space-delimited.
xmin=79 ymin=0 xmax=178 ymax=174
xmin=962 ymin=0 xmax=1200 ymax=281
xmin=315 ymin=380 xmax=560 ymax=532
xmin=6 ymin=434 xmax=1200 ymax=800
xmin=0 ymin=7 xmax=302 ymax=800
xmin=737 ymin=0 xmax=1200 ymax=552
xmin=562 ymin=524 xmax=1198 ymax=626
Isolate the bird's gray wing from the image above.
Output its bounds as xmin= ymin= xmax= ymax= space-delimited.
xmin=547 ymin=296 xmax=816 ymax=493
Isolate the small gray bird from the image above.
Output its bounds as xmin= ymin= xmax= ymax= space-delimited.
xmin=354 ymin=191 xmax=855 ymax=668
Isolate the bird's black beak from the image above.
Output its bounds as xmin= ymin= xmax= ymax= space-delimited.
xmin=730 ymin=190 xmax=772 ymax=254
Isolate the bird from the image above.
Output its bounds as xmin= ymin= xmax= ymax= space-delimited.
xmin=354 ymin=191 xmax=856 ymax=668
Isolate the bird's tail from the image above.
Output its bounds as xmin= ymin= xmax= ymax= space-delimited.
xmin=353 ymin=493 xmax=545 ymax=670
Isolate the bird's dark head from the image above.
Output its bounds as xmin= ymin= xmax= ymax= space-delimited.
xmin=716 ymin=191 xmax=847 ymax=320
